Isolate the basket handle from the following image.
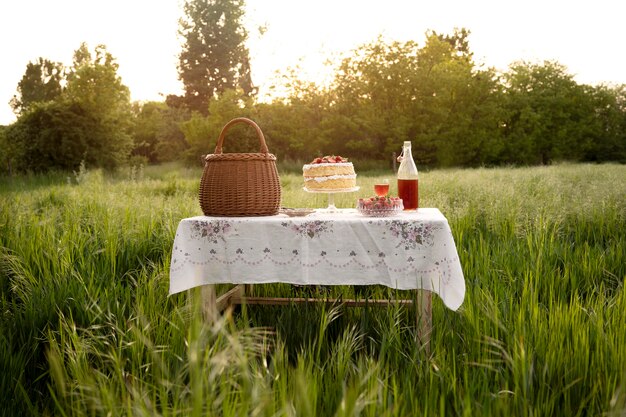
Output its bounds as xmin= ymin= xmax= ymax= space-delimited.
xmin=213 ymin=117 xmax=269 ymax=154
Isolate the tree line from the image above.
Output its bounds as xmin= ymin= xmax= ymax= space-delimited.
xmin=1 ymin=1 xmax=625 ymax=174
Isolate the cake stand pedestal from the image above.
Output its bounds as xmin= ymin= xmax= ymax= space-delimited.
xmin=304 ymin=187 xmax=360 ymax=213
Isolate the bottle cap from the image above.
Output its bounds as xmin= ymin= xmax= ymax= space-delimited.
xmin=403 ymin=141 xmax=411 ymax=147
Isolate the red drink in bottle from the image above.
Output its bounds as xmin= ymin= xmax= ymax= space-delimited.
xmin=397 ymin=179 xmax=418 ymax=210
xmin=397 ymin=141 xmax=419 ymax=211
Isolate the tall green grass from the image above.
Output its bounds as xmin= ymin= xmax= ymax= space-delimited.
xmin=0 ymin=163 xmax=625 ymax=416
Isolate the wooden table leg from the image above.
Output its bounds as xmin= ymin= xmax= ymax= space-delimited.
xmin=199 ymin=284 xmax=245 ymax=324
xmin=216 ymin=285 xmax=244 ymax=310
xmin=415 ymin=289 xmax=432 ymax=353
xmin=201 ymin=284 xmax=217 ymax=324
xmin=244 ymin=284 xmax=254 ymax=297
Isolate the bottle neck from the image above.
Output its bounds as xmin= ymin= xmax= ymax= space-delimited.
xmin=398 ymin=145 xmax=418 ymax=179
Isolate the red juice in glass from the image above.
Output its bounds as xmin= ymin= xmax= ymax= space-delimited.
xmin=374 ymin=183 xmax=389 ymax=197
xmin=397 ymin=179 xmax=418 ymax=210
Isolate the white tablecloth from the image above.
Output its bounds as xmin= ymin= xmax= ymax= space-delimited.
xmin=169 ymin=208 xmax=465 ymax=310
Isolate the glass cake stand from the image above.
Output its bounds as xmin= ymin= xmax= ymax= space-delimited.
xmin=303 ymin=187 xmax=360 ymax=213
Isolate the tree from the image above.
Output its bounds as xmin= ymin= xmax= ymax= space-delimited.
xmin=431 ymin=27 xmax=472 ymax=57
xmin=0 ymin=124 xmax=21 ymax=175
xmin=177 ymin=0 xmax=254 ymax=113
xmin=414 ymin=31 xmax=504 ymax=166
xmin=581 ymin=84 xmax=626 ymax=162
xmin=255 ymin=92 xmax=331 ymax=161
xmin=330 ymin=38 xmax=422 ymax=161
xmin=258 ymin=66 xmax=333 ymax=160
xmin=4 ymin=43 xmax=134 ymax=172
xmin=62 ymin=43 xmax=134 ymax=168
xmin=5 ymin=99 xmax=135 ymax=172
xmin=131 ymin=101 xmax=189 ymax=163
xmin=326 ymin=30 xmax=504 ymax=166
xmin=180 ymin=88 xmax=254 ymax=163
xmin=502 ymin=61 xmax=591 ymax=164
xmin=9 ymin=58 xmax=64 ymax=115
xmin=155 ymin=106 xmax=190 ymax=162
xmin=65 ymin=43 xmax=132 ymax=124
xmin=131 ymin=101 xmax=166 ymax=162
xmin=5 ymin=101 xmax=93 ymax=172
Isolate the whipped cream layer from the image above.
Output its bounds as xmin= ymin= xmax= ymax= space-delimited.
xmin=303 ymin=162 xmax=353 ymax=171
xmin=305 ymin=174 xmax=357 ymax=183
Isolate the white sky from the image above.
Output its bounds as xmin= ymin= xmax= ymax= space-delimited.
xmin=1 ymin=0 xmax=625 ymax=125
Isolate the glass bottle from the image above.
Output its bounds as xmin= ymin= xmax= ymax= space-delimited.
xmin=397 ymin=141 xmax=419 ymax=210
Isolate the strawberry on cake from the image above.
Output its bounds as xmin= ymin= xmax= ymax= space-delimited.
xmin=303 ymin=155 xmax=357 ymax=191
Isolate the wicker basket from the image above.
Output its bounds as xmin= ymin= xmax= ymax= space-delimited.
xmin=199 ymin=117 xmax=281 ymax=217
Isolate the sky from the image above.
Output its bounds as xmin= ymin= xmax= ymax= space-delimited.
xmin=1 ymin=0 xmax=625 ymax=125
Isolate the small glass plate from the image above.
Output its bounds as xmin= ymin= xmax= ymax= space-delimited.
xmin=356 ymin=197 xmax=404 ymax=217
xmin=357 ymin=206 xmax=403 ymax=217
xmin=280 ymin=208 xmax=315 ymax=217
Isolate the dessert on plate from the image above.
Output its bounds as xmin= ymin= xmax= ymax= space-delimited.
xmin=303 ymin=155 xmax=357 ymax=191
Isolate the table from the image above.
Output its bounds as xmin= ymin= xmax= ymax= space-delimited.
xmin=169 ymin=208 xmax=465 ymax=348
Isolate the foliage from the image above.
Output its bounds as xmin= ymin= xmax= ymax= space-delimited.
xmin=0 ymin=164 xmax=625 ymax=416
xmin=154 ymin=105 xmax=191 ymax=162
xmin=4 ymin=28 xmax=626 ymax=173
xmin=254 ymin=99 xmax=325 ymax=161
xmin=245 ymin=33 xmax=625 ymax=167
xmin=4 ymin=100 xmax=130 ymax=172
xmin=177 ymin=0 xmax=254 ymax=114
xmin=130 ymin=101 xmax=163 ymax=162
xmin=9 ymin=57 xmax=64 ymax=115
xmin=131 ymin=101 xmax=189 ymax=163
xmin=172 ymin=30 xmax=626 ymax=167
xmin=181 ymin=88 xmax=255 ymax=163
xmin=65 ymin=43 xmax=133 ymax=129
xmin=418 ymin=32 xmax=505 ymax=166
xmin=0 ymin=126 xmax=17 ymax=175
xmin=254 ymin=76 xmax=332 ymax=161
xmin=501 ymin=61 xmax=593 ymax=164
xmin=3 ymin=43 xmax=133 ymax=172
xmin=228 ymin=30 xmax=508 ymax=167
xmin=330 ymin=37 xmax=422 ymax=160
xmin=581 ymin=84 xmax=626 ymax=162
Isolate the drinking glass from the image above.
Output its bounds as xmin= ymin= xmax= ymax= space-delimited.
xmin=374 ymin=179 xmax=389 ymax=197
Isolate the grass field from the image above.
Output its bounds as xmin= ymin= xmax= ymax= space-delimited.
xmin=1 ymin=163 xmax=625 ymax=416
